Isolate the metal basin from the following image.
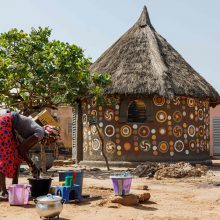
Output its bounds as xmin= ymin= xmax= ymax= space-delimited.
xmin=34 ymin=194 xmax=65 ymax=218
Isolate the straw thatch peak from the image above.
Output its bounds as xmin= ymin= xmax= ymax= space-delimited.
xmin=138 ymin=5 xmax=154 ymax=29
xmin=90 ymin=6 xmax=220 ymax=104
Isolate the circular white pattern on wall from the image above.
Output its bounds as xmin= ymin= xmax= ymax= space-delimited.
xmin=198 ymin=109 xmax=204 ymax=120
xmin=166 ymin=100 xmax=171 ymax=104
xmin=153 ymin=95 xmax=165 ymax=106
xmin=159 ymin=127 xmax=166 ymax=135
xmin=189 ymin=140 xmax=196 ymax=151
xmin=173 ymin=125 xmax=183 ymax=138
xmin=105 ymin=141 xmax=116 ymax=154
xmin=153 ymin=146 xmax=157 ymax=151
xmin=91 ymin=125 xmax=97 ymax=135
xmin=156 ymin=111 xmax=167 ymax=123
xmin=105 ymin=125 xmax=115 ymax=137
xmin=104 ymin=109 xmax=114 ymax=121
xmin=187 ymin=98 xmax=195 ymax=107
xmin=173 ymin=97 xmax=180 ymax=105
xmin=92 ymin=138 xmax=101 ymax=151
xmin=151 ymin=129 xmax=156 ymax=134
xmin=99 ymin=122 xmax=103 ymax=128
xmin=132 ymin=124 xmax=138 ymax=129
xmin=83 ymin=143 xmax=88 ymax=152
xmin=187 ymin=98 xmax=195 ymax=108
xmin=140 ymin=140 xmax=151 ymax=152
xmin=121 ymin=125 xmax=132 ymax=137
xmin=173 ymin=111 xmax=182 ymax=123
xmin=117 ymin=145 xmax=122 ymax=151
xmin=158 ymin=141 xmax=169 ymax=153
xmin=138 ymin=126 xmax=150 ymax=137
xmin=174 ymin=140 xmax=184 ymax=152
xmin=188 ymin=125 xmax=195 ymax=137
xmin=82 ymin=114 xmax=87 ymax=125
xmin=190 ymin=113 xmax=194 ymax=120
xmin=115 ymin=105 xmax=120 ymax=110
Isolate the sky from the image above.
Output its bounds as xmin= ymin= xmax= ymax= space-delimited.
xmin=0 ymin=0 xmax=220 ymax=93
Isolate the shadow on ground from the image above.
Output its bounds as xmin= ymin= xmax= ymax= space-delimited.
xmin=133 ymin=204 xmax=158 ymax=211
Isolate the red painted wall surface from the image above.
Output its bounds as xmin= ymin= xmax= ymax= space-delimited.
xmin=210 ymin=105 xmax=220 ymax=156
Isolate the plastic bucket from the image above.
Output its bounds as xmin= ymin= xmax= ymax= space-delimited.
xmin=110 ymin=176 xmax=132 ymax=196
xmin=8 ymin=184 xmax=31 ymax=205
xmin=28 ymin=178 xmax=52 ymax=197
xmin=72 ymin=170 xmax=83 ymax=195
xmin=58 ymin=171 xmax=74 ymax=182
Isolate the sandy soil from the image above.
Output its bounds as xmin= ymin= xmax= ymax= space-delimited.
xmin=1 ymin=166 xmax=220 ymax=220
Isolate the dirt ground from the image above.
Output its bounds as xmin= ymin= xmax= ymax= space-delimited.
xmin=1 ymin=165 xmax=220 ymax=220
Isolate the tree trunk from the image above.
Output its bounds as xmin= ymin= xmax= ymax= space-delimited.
xmin=96 ymin=125 xmax=110 ymax=171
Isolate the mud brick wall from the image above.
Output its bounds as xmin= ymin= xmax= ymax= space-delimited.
xmin=81 ymin=95 xmax=210 ymax=162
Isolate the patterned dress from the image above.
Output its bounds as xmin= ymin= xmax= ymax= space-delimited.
xmin=0 ymin=114 xmax=22 ymax=178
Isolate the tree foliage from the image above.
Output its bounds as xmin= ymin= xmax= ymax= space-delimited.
xmin=0 ymin=27 xmax=111 ymax=115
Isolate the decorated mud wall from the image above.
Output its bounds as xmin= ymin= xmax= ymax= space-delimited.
xmin=81 ymin=95 xmax=210 ymax=162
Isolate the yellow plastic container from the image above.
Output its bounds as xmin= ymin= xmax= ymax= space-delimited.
xmin=59 ymin=181 xmax=65 ymax=186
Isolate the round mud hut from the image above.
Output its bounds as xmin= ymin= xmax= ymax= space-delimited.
xmin=77 ymin=6 xmax=220 ymax=165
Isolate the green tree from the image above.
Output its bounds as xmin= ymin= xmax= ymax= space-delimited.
xmin=0 ymin=27 xmax=111 ymax=115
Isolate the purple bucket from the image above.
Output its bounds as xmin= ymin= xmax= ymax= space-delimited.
xmin=8 ymin=184 xmax=31 ymax=206
xmin=110 ymin=176 xmax=132 ymax=196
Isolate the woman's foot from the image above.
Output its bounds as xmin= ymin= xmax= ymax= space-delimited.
xmin=0 ymin=191 xmax=8 ymax=200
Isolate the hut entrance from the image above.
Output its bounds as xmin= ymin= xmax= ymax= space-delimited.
xmin=128 ymin=99 xmax=146 ymax=123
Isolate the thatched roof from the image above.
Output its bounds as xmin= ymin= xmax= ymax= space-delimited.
xmin=90 ymin=6 xmax=220 ymax=104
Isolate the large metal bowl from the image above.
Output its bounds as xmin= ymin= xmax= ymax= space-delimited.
xmin=34 ymin=194 xmax=65 ymax=218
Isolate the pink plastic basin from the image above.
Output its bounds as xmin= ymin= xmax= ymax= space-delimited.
xmin=8 ymin=184 xmax=31 ymax=205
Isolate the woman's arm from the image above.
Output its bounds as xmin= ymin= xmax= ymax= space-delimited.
xmin=18 ymin=134 xmax=40 ymax=178
xmin=18 ymin=134 xmax=38 ymax=166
